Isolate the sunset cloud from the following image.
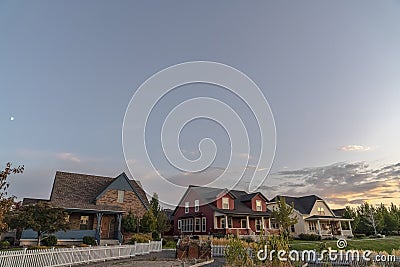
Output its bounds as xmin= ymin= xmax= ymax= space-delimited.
xmin=265 ymin=161 xmax=400 ymax=208
xmin=337 ymin=145 xmax=371 ymax=151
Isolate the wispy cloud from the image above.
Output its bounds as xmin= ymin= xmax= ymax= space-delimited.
xmin=337 ymin=145 xmax=371 ymax=151
xmin=264 ymin=161 xmax=400 ymax=207
xmin=56 ymin=152 xmax=81 ymax=163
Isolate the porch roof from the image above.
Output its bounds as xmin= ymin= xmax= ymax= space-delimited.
xmin=305 ymin=215 xmax=353 ymax=221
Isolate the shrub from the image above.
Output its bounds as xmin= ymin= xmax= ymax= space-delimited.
xmin=164 ymin=240 xmax=177 ymax=248
xmin=28 ymin=245 xmax=48 ymax=250
xmin=3 ymin=237 xmax=14 ymax=245
xmin=128 ymin=233 xmax=152 ymax=244
xmin=298 ymin=233 xmax=321 ymax=241
xmin=83 ymin=236 xmax=96 ymax=245
xmin=41 ymin=235 xmax=57 ymax=246
xmin=0 ymin=240 xmax=10 ymax=249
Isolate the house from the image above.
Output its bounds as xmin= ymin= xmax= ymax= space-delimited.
xmin=172 ymin=185 xmax=272 ymax=237
xmin=21 ymin=171 xmax=149 ymax=245
xmin=267 ymin=195 xmax=353 ymax=239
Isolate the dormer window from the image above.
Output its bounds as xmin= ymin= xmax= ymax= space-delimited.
xmin=256 ymin=200 xmax=262 ymax=211
xmin=318 ymin=207 xmax=325 ymax=215
xmin=117 ymin=190 xmax=124 ymax=203
xmin=222 ymin=197 xmax=229 ymax=209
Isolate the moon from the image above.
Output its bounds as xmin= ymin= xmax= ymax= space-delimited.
xmin=10 ymin=116 xmax=14 ymax=121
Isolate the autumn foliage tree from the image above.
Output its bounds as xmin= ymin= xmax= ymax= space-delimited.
xmin=0 ymin=162 xmax=24 ymax=232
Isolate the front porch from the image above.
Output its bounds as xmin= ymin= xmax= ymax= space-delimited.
xmin=305 ymin=216 xmax=353 ymax=238
xmin=213 ymin=213 xmax=271 ymax=237
xmin=20 ymin=208 xmax=124 ymax=245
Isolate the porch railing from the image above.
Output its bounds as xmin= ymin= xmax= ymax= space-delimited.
xmin=0 ymin=240 xmax=162 ymax=267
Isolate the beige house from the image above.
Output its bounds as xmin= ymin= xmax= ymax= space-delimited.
xmin=267 ymin=195 xmax=353 ymax=239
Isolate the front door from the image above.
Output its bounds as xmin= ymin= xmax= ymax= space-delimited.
xmin=101 ymin=216 xmax=115 ymax=239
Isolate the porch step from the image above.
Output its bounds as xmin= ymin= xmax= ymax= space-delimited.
xmin=100 ymin=239 xmax=120 ymax=246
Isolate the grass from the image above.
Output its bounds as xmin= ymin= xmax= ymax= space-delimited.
xmin=289 ymin=236 xmax=400 ymax=253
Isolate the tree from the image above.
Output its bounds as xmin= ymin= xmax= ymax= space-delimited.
xmin=0 ymin=162 xmax=24 ymax=232
xmin=8 ymin=202 xmax=69 ymax=245
xmin=140 ymin=210 xmax=156 ymax=233
xmin=122 ymin=210 xmax=137 ymax=233
xmin=149 ymin=193 xmax=171 ymax=238
xmin=271 ymin=197 xmax=298 ymax=240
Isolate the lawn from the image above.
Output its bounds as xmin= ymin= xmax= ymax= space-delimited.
xmin=289 ymin=236 xmax=400 ymax=253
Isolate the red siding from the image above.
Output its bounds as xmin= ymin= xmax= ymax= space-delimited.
xmin=216 ymin=193 xmax=235 ymax=210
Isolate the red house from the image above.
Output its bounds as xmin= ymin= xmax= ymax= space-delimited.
xmin=172 ymin=185 xmax=272 ymax=237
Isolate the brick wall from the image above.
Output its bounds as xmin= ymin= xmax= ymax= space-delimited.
xmin=96 ymin=189 xmax=147 ymax=217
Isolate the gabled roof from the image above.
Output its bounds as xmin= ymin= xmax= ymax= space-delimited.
xmin=24 ymin=171 xmax=149 ymax=212
xmin=269 ymin=195 xmax=322 ymax=215
xmin=332 ymin=208 xmax=345 ymax=217
xmin=174 ymin=185 xmax=271 ymax=217
xmin=239 ymin=192 xmax=268 ymax=202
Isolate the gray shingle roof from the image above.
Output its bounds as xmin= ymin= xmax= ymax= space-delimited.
xmin=23 ymin=171 xmax=149 ymax=212
xmin=270 ymin=195 xmax=322 ymax=214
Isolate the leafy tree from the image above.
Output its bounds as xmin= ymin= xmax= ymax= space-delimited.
xmin=149 ymin=193 xmax=171 ymax=238
xmin=8 ymin=202 xmax=69 ymax=245
xmin=140 ymin=210 xmax=156 ymax=233
xmin=0 ymin=162 xmax=24 ymax=232
xmin=271 ymin=196 xmax=298 ymax=240
xmin=122 ymin=210 xmax=137 ymax=233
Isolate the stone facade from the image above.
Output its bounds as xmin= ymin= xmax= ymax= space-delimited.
xmin=96 ymin=189 xmax=147 ymax=217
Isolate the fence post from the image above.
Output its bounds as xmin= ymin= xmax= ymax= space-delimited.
xmin=49 ymin=247 xmax=55 ymax=266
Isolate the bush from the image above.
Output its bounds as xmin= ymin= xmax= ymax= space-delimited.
xmin=128 ymin=233 xmax=152 ymax=244
xmin=83 ymin=236 xmax=96 ymax=245
xmin=3 ymin=237 xmax=14 ymax=245
xmin=41 ymin=235 xmax=57 ymax=246
xmin=298 ymin=233 xmax=321 ymax=241
xmin=0 ymin=240 xmax=10 ymax=249
xmin=28 ymin=245 xmax=48 ymax=250
xmin=163 ymin=240 xmax=176 ymax=248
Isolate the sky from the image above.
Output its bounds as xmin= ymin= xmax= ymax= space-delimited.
xmin=1 ymin=1 xmax=399 ymax=209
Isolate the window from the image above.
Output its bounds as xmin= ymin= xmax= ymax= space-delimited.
xmin=185 ymin=202 xmax=189 ymax=213
xmin=256 ymin=200 xmax=262 ymax=211
xmin=317 ymin=207 xmax=325 ymax=215
xmin=195 ymin=200 xmax=199 ymax=212
xmin=202 ymin=217 xmax=206 ymax=232
xmin=271 ymin=222 xmax=279 ymax=229
xmin=309 ymin=222 xmax=317 ymax=231
xmin=195 ymin=218 xmax=201 ymax=232
xmin=227 ymin=217 xmax=233 ymax=228
xmin=222 ymin=197 xmax=229 ymax=209
xmin=80 ymin=215 xmax=89 ymax=230
xmin=241 ymin=219 xmax=247 ymax=229
xmin=255 ymin=219 xmax=261 ymax=231
xmin=291 ymin=224 xmax=295 ymax=233
xmin=117 ymin=190 xmax=124 ymax=203
xmin=178 ymin=220 xmax=182 ymax=229
xmin=220 ymin=218 xmax=225 ymax=229
xmin=181 ymin=218 xmax=193 ymax=232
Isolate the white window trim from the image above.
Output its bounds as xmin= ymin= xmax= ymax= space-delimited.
xmin=195 ymin=218 xmax=201 ymax=232
xmin=240 ymin=219 xmax=247 ymax=229
xmin=195 ymin=200 xmax=199 ymax=212
xmin=185 ymin=202 xmax=189 ymax=213
xmin=256 ymin=200 xmax=262 ymax=211
xmin=202 ymin=217 xmax=206 ymax=232
xmin=222 ymin=197 xmax=229 ymax=209
xmin=220 ymin=217 xmax=225 ymax=229
xmin=117 ymin=190 xmax=124 ymax=203
xmin=178 ymin=219 xmax=182 ymax=229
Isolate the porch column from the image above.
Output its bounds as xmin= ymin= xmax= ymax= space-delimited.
xmin=117 ymin=214 xmax=123 ymax=243
xmin=338 ymin=220 xmax=343 ymax=236
xmin=214 ymin=215 xmax=218 ymax=229
xmin=246 ymin=216 xmax=250 ymax=229
xmin=317 ymin=220 xmax=321 ymax=236
xmin=348 ymin=221 xmax=352 ymax=233
xmin=95 ymin=212 xmax=104 ymax=245
xmin=261 ymin=217 xmax=265 ymax=231
xmin=224 ymin=215 xmax=228 ymax=229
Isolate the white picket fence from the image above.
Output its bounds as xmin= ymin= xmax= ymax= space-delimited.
xmin=0 ymin=241 xmax=162 ymax=267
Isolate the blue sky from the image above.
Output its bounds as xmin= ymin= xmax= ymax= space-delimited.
xmin=1 ymin=1 xmax=399 ymax=208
